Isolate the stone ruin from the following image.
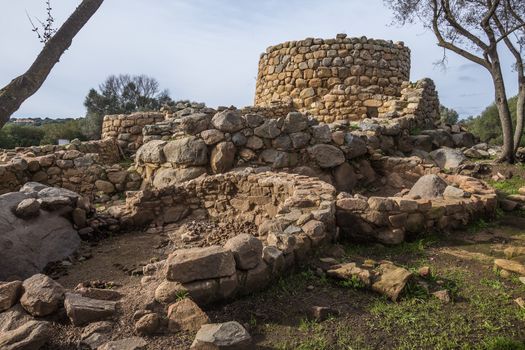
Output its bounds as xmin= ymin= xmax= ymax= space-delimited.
xmin=0 ymin=35 xmax=509 ymax=349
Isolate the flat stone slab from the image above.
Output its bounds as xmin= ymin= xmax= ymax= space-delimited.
xmin=166 ymin=246 xmax=236 ymax=283
xmin=191 ymin=321 xmax=252 ymax=349
xmin=64 ymin=293 xmax=118 ymax=326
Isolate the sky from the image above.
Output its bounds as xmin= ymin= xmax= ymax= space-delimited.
xmin=0 ymin=0 xmax=520 ymax=119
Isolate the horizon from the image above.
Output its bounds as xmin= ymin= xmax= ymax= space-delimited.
xmin=0 ymin=0 xmax=520 ymax=120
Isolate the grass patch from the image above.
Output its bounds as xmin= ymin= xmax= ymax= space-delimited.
xmin=487 ymin=176 xmax=525 ymax=196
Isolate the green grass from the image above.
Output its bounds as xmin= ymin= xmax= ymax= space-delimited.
xmin=481 ymin=336 xmax=525 ymax=350
xmin=487 ymin=176 xmax=525 ymax=196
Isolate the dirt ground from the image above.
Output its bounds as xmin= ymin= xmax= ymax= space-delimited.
xmin=38 ymin=209 xmax=525 ymax=350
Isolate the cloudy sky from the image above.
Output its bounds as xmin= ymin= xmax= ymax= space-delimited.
xmin=0 ymin=0 xmax=519 ymax=119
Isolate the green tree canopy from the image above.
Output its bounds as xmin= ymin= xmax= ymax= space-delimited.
xmin=465 ymin=95 xmax=519 ymax=146
xmin=82 ymin=74 xmax=174 ymax=139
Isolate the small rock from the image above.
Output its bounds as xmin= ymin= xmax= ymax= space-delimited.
xmin=168 ymin=298 xmax=210 ymax=332
xmin=418 ymin=266 xmax=431 ymax=278
xmin=190 ymin=321 xmax=252 ymax=349
xmin=432 ymin=290 xmax=451 ymax=303
xmin=98 ymin=337 xmax=147 ymax=350
xmin=515 ymin=297 xmax=525 ymax=309
xmin=135 ymin=313 xmax=160 ymax=335
xmin=308 ymin=305 xmax=337 ymax=321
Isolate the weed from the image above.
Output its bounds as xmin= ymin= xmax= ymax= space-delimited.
xmin=487 ymin=176 xmax=525 ymax=196
xmin=338 ymin=275 xmax=367 ymax=289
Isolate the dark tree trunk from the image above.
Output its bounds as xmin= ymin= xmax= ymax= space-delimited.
xmin=491 ymin=57 xmax=515 ymax=163
xmin=0 ymin=0 xmax=104 ymax=129
xmin=513 ymin=80 xmax=525 ymax=152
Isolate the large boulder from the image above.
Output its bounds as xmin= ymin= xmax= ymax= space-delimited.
xmin=0 ymin=192 xmax=80 ymax=280
xmin=190 ymin=321 xmax=252 ymax=349
xmin=282 ymin=112 xmax=308 ymax=133
xmin=164 ymin=136 xmax=208 ymax=166
xmin=408 ymin=174 xmax=447 ymax=199
xmin=20 ymin=274 xmax=64 ymax=317
xmin=430 ymin=147 xmax=467 ymax=170
xmin=307 ymin=144 xmax=345 ymax=168
xmin=166 ymin=246 xmax=236 ymax=283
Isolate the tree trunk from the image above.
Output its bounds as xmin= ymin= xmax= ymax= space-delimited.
xmin=0 ymin=0 xmax=104 ymax=129
xmin=491 ymin=60 xmax=515 ymax=163
xmin=513 ymin=81 xmax=525 ymax=153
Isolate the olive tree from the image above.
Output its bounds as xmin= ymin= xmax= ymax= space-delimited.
xmin=385 ymin=0 xmax=524 ymax=162
xmin=0 ymin=0 xmax=104 ymax=129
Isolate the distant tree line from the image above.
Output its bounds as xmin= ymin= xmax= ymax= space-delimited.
xmin=0 ymin=74 xmax=174 ymax=149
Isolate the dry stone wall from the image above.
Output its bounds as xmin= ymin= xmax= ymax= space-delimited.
xmin=102 ymin=112 xmax=166 ymax=153
xmin=0 ymin=139 xmax=140 ymax=198
xmin=0 ymin=139 xmax=122 ymax=164
xmin=117 ymin=169 xmax=336 ymax=304
xmin=255 ymin=34 xmax=412 ymax=122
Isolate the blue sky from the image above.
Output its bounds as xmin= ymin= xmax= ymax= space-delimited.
xmin=0 ymin=0 xmax=519 ymax=119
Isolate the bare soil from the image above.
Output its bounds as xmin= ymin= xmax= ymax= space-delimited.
xmin=41 ymin=212 xmax=525 ymax=350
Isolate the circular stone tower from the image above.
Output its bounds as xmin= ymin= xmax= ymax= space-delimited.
xmin=254 ymin=34 xmax=411 ymax=123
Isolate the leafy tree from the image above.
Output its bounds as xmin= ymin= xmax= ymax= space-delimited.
xmin=384 ymin=0 xmax=525 ymax=163
xmin=40 ymin=119 xmax=86 ymax=145
xmin=465 ymin=95 xmax=519 ymax=145
xmin=0 ymin=0 xmax=104 ymax=129
xmin=82 ymin=74 xmax=174 ymax=138
xmin=439 ymin=105 xmax=459 ymax=124
xmin=0 ymin=124 xmax=45 ymax=148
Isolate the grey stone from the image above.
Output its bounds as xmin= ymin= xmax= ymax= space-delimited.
xmin=408 ymin=174 xmax=447 ymax=199
xmin=178 ymin=113 xmax=212 ymax=134
xmin=201 ymin=129 xmax=225 ymax=145
xmin=135 ymin=140 xmax=166 ymax=164
xmin=282 ymin=112 xmax=308 ymax=133
xmin=164 ymin=136 xmax=208 ymax=166
xmin=289 ymin=132 xmax=311 ymax=149
xmin=14 ymin=198 xmax=40 ymax=218
xmin=254 ymin=119 xmax=281 ymax=139
xmin=0 ymin=192 xmax=80 ymax=280
xmin=191 ymin=321 xmax=252 ymax=349
xmin=211 ymin=110 xmax=244 ymax=133
xmin=308 ymin=144 xmax=345 ymax=168
xmin=430 ymin=147 xmax=467 ymax=170
xmin=64 ymin=293 xmax=118 ymax=326
xmin=311 ymin=124 xmax=331 ymax=143
xmin=443 ymin=185 xmax=469 ymax=198
xmin=344 ymin=133 xmax=368 ymax=159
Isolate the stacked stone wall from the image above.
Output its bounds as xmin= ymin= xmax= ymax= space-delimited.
xmin=0 ymin=139 xmax=140 ymax=198
xmin=255 ymin=35 xmax=412 ymax=122
xmin=118 ymin=169 xmax=336 ymax=304
xmin=101 ymin=112 xmax=166 ymax=153
xmin=0 ymin=139 xmax=122 ymax=165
